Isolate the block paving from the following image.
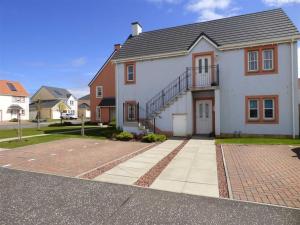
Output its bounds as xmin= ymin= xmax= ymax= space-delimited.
xmin=222 ymin=144 xmax=300 ymax=208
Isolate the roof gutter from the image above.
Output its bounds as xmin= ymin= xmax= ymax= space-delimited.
xmin=219 ymin=35 xmax=300 ymax=51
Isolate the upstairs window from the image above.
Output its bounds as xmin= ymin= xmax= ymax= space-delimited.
xmin=124 ymin=62 xmax=136 ymax=84
xmin=96 ymin=86 xmax=103 ymax=98
xmin=7 ymin=83 xmax=17 ymax=91
xmin=70 ymin=100 xmax=74 ymax=106
xmin=263 ymin=49 xmax=274 ymax=71
xmin=248 ymin=51 xmax=259 ymax=72
xmin=245 ymin=45 xmax=278 ymax=75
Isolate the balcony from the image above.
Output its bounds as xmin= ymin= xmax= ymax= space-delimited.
xmin=187 ymin=65 xmax=219 ymax=89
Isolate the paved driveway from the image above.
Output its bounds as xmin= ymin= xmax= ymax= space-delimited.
xmin=222 ymin=144 xmax=300 ymax=208
xmin=0 ymin=138 xmax=150 ymax=177
xmin=0 ymin=168 xmax=299 ymax=225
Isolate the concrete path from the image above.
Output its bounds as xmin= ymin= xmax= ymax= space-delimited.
xmin=1 ymin=168 xmax=299 ymax=225
xmin=150 ymin=138 xmax=219 ymax=197
xmin=94 ymin=139 xmax=183 ymax=185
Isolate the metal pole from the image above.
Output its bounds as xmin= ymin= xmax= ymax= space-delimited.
xmin=153 ymin=117 xmax=156 ymax=134
xmin=81 ymin=114 xmax=85 ymax=136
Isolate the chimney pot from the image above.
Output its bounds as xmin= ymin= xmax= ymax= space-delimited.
xmin=114 ymin=44 xmax=121 ymax=51
xmin=131 ymin=22 xmax=142 ymax=36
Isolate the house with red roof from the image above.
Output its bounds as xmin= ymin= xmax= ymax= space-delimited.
xmin=0 ymin=80 xmax=30 ymax=121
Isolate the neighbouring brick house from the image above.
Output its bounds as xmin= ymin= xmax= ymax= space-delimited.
xmin=78 ymin=94 xmax=90 ymax=118
xmin=89 ymin=44 xmax=120 ymax=123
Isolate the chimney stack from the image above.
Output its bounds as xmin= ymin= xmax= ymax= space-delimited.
xmin=114 ymin=44 xmax=121 ymax=51
xmin=131 ymin=22 xmax=142 ymax=36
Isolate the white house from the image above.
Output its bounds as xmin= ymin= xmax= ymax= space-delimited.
xmin=0 ymin=80 xmax=30 ymax=121
xmin=113 ymin=9 xmax=300 ymax=138
xmin=30 ymin=86 xmax=78 ymax=119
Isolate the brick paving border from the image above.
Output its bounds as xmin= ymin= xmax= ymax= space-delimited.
xmin=135 ymin=139 xmax=189 ymax=187
xmin=222 ymin=144 xmax=300 ymax=208
xmin=216 ymin=144 xmax=229 ymax=198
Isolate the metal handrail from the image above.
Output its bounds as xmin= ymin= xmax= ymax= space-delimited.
xmin=146 ymin=65 xmax=219 ymax=120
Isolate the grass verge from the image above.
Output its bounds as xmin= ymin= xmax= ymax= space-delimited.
xmin=0 ymin=125 xmax=99 ymax=139
xmin=216 ymin=137 xmax=300 ymax=145
xmin=0 ymin=127 xmax=120 ymax=149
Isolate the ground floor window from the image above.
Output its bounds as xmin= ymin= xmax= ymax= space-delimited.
xmin=124 ymin=101 xmax=139 ymax=122
xmin=245 ymin=95 xmax=278 ymax=123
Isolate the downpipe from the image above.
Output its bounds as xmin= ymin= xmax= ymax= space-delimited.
xmin=291 ymin=40 xmax=296 ymax=139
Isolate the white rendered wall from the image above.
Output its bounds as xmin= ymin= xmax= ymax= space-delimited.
xmin=0 ymin=95 xmax=29 ymax=121
xmin=116 ymin=39 xmax=299 ymax=136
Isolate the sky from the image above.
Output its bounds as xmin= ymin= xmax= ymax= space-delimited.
xmin=0 ymin=0 xmax=300 ymax=97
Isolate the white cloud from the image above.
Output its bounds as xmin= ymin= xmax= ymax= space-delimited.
xmin=186 ymin=0 xmax=238 ymax=21
xmin=262 ymin=0 xmax=300 ymax=6
xmin=70 ymin=57 xmax=87 ymax=67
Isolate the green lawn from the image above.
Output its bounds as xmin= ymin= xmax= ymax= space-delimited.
xmin=216 ymin=137 xmax=300 ymax=145
xmin=0 ymin=127 xmax=120 ymax=149
xmin=0 ymin=125 xmax=99 ymax=139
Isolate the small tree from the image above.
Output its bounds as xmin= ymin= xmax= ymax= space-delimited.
xmin=36 ymin=99 xmax=41 ymax=130
xmin=80 ymin=113 xmax=85 ymax=136
xmin=58 ymin=102 xmax=68 ymax=126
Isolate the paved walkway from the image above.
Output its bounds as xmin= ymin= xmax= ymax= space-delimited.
xmin=223 ymin=144 xmax=300 ymax=208
xmin=2 ymin=168 xmax=299 ymax=225
xmin=94 ymin=139 xmax=183 ymax=185
xmin=150 ymin=138 xmax=219 ymax=197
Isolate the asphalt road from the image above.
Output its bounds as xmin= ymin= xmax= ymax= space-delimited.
xmin=0 ymin=168 xmax=299 ymax=225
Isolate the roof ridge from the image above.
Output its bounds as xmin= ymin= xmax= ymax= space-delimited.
xmin=141 ymin=8 xmax=283 ymax=35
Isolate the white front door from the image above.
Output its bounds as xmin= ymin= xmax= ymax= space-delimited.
xmin=194 ymin=55 xmax=211 ymax=87
xmin=196 ymin=100 xmax=213 ymax=134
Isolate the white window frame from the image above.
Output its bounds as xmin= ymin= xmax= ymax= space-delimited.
xmin=263 ymin=99 xmax=275 ymax=120
xmin=248 ymin=51 xmax=259 ymax=72
xmin=96 ymin=86 xmax=103 ymax=98
xmin=126 ymin=65 xmax=134 ymax=82
xmin=262 ymin=49 xmax=274 ymax=71
xmin=127 ymin=104 xmax=136 ymax=121
xmin=248 ymin=99 xmax=259 ymax=120
xmin=69 ymin=100 xmax=74 ymax=106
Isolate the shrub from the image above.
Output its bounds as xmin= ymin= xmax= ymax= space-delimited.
xmin=142 ymin=134 xmax=167 ymax=143
xmin=109 ymin=119 xmax=116 ymax=128
xmin=9 ymin=118 xmax=18 ymax=122
xmin=116 ymin=131 xmax=134 ymax=141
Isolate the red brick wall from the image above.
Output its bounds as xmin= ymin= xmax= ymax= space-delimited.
xmin=90 ymin=52 xmax=116 ymax=122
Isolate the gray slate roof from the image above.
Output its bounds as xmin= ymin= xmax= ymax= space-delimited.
xmin=113 ymin=8 xmax=299 ymax=60
xmin=79 ymin=94 xmax=90 ymax=101
xmin=29 ymin=100 xmax=61 ymax=110
xmin=43 ymin=86 xmax=73 ymax=100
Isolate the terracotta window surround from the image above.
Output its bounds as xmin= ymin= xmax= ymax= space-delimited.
xmin=245 ymin=95 xmax=279 ymax=124
xmin=244 ymin=44 xmax=278 ymax=75
xmin=124 ymin=101 xmax=137 ymax=122
xmin=124 ymin=62 xmax=136 ymax=84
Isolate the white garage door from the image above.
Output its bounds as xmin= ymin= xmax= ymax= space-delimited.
xmin=173 ymin=114 xmax=187 ymax=137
